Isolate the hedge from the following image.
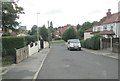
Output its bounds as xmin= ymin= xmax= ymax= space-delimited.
xmin=2 ymin=37 xmax=25 ymax=49
xmin=81 ymin=35 xmax=101 ymax=50
xmin=2 ymin=35 xmax=37 ymax=65
xmin=2 ymin=35 xmax=37 ymax=49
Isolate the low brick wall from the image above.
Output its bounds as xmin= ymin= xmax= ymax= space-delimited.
xmin=16 ymin=46 xmax=28 ymax=64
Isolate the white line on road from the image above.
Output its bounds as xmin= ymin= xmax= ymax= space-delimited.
xmin=102 ymin=70 xmax=107 ymax=79
xmin=95 ymin=62 xmax=101 ymax=66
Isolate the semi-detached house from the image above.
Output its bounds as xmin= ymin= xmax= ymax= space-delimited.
xmin=91 ymin=9 xmax=120 ymax=38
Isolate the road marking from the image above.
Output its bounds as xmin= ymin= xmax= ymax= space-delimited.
xmin=96 ymin=62 xmax=101 ymax=66
xmin=102 ymin=70 xmax=107 ymax=79
xmin=64 ymin=64 xmax=70 ymax=68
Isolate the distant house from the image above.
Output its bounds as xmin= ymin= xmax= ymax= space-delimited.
xmin=91 ymin=9 xmax=120 ymax=38
xmin=19 ymin=26 xmax=27 ymax=32
xmin=53 ymin=24 xmax=77 ymax=38
xmin=17 ymin=26 xmax=29 ymax=37
xmin=84 ymin=28 xmax=93 ymax=40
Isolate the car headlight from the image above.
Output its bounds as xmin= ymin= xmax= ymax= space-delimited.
xmin=78 ymin=43 xmax=81 ymax=47
xmin=70 ymin=43 xmax=74 ymax=47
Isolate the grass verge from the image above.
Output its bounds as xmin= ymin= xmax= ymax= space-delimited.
xmin=50 ymin=40 xmax=65 ymax=44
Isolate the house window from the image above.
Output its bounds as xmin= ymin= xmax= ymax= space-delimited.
xmin=103 ymin=26 xmax=107 ymax=30
xmin=97 ymin=27 xmax=100 ymax=31
xmin=111 ymin=26 xmax=113 ymax=30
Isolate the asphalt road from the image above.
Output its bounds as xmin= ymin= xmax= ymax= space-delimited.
xmin=37 ymin=43 xmax=118 ymax=79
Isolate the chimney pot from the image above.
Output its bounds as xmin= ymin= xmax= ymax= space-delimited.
xmin=107 ymin=9 xmax=111 ymax=18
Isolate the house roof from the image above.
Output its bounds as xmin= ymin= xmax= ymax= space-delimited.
xmin=53 ymin=24 xmax=77 ymax=37
xmin=97 ymin=12 xmax=120 ymax=25
xmin=99 ymin=30 xmax=115 ymax=35
xmin=85 ymin=28 xmax=93 ymax=32
xmin=91 ymin=30 xmax=115 ymax=35
xmin=102 ymin=13 xmax=119 ymax=24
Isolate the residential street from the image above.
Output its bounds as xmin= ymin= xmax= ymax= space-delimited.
xmin=37 ymin=43 xmax=118 ymax=79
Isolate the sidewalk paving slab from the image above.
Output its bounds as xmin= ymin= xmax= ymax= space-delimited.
xmin=1 ymin=48 xmax=50 ymax=80
xmin=82 ymin=48 xmax=118 ymax=60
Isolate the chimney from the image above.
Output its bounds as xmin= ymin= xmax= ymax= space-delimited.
xmin=106 ymin=9 xmax=111 ymax=18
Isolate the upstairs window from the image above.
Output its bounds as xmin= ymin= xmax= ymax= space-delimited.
xmin=103 ymin=26 xmax=107 ymax=30
xmin=111 ymin=26 xmax=113 ymax=30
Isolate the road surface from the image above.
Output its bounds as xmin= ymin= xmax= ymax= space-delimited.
xmin=37 ymin=43 xmax=118 ymax=79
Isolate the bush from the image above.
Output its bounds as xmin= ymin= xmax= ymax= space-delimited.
xmin=81 ymin=35 xmax=101 ymax=50
xmin=62 ymin=27 xmax=78 ymax=42
xmin=80 ymin=40 xmax=85 ymax=48
xmin=2 ymin=56 xmax=15 ymax=66
xmin=24 ymin=35 xmax=37 ymax=45
xmin=2 ymin=36 xmax=38 ymax=49
xmin=2 ymin=37 xmax=25 ymax=49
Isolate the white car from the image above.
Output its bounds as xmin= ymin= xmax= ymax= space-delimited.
xmin=67 ymin=39 xmax=81 ymax=51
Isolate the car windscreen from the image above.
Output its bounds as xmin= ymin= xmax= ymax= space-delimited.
xmin=69 ymin=39 xmax=80 ymax=43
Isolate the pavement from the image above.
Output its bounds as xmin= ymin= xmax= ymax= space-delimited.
xmin=1 ymin=47 xmax=50 ymax=80
xmin=82 ymin=48 xmax=119 ymax=60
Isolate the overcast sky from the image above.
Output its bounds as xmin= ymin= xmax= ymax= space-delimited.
xmin=17 ymin=0 xmax=119 ymax=30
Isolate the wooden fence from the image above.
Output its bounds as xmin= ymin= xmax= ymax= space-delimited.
xmin=101 ymin=38 xmax=119 ymax=52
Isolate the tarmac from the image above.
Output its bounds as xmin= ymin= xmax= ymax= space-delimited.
xmin=0 ymin=47 xmax=119 ymax=80
xmin=1 ymin=47 xmax=50 ymax=80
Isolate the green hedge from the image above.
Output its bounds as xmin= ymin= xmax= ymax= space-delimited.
xmin=2 ymin=35 xmax=37 ymax=49
xmin=2 ymin=37 xmax=25 ymax=49
xmin=2 ymin=36 xmax=37 ymax=65
xmin=24 ymin=35 xmax=37 ymax=45
xmin=81 ymin=35 xmax=101 ymax=50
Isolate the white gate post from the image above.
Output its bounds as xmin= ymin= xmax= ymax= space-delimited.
xmin=100 ymin=38 xmax=102 ymax=50
xmin=110 ymin=37 xmax=113 ymax=51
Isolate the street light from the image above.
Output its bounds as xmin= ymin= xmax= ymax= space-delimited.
xmin=37 ymin=12 xmax=40 ymax=52
xmin=37 ymin=12 xmax=40 ymax=40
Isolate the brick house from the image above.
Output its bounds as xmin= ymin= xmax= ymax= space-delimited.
xmin=91 ymin=9 xmax=120 ymax=38
xmin=53 ymin=24 xmax=77 ymax=38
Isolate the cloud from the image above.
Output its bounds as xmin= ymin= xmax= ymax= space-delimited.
xmin=45 ymin=9 xmax=63 ymax=15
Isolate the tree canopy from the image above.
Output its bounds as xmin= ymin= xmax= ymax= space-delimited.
xmin=62 ymin=27 xmax=78 ymax=42
xmin=2 ymin=2 xmax=24 ymax=33
xmin=39 ymin=25 xmax=48 ymax=41
xmin=78 ymin=21 xmax=97 ymax=39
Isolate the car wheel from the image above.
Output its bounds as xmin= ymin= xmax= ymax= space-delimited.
xmin=67 ymin=47 xmax=69 ymax=50
xmin=79 ymin=48 xmax=81 ymax=51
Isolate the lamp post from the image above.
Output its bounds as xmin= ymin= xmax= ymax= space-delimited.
xmin=37 ymin=12 xmax=40 ymax=52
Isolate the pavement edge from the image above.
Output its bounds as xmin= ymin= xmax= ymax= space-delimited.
xmin=32 ymin=48 xmax=50 ymax=81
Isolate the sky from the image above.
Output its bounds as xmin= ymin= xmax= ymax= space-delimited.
xmin=17 ymin=0 xmax=120 ymax=30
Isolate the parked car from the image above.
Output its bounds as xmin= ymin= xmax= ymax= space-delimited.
xmin=67 ymin=39 xmax=81 ymax=51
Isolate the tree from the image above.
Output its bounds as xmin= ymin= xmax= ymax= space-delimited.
xmin=39 ymin=25 xmax=48 ymax=41
xmin=76 ymin=24 xmax=81 ymax=31
xmin=62 ymin=27 xmax=78 ymax=42
xmin=29 ymin=25 xmax=37 ymax=35
xmin=50 ymin=21 xmax=53 ymax=28
xmin=2 ymin=2 xmax=24 ymax=34
xmin=78 ymin=21 xmax=97 ymax=39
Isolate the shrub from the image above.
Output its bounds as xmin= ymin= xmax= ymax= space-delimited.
xmin=2 ymin=37 xmax=25 ymax=49
xmin=80 ymin=40 xmax=85 ymax=48
xmin=24 ymin=35 xmax=37 ymax=45
xmin=81 ymin=35 xmax=101 ymax=50
xmin=62 ymin=27 xmax=78 ymax=42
